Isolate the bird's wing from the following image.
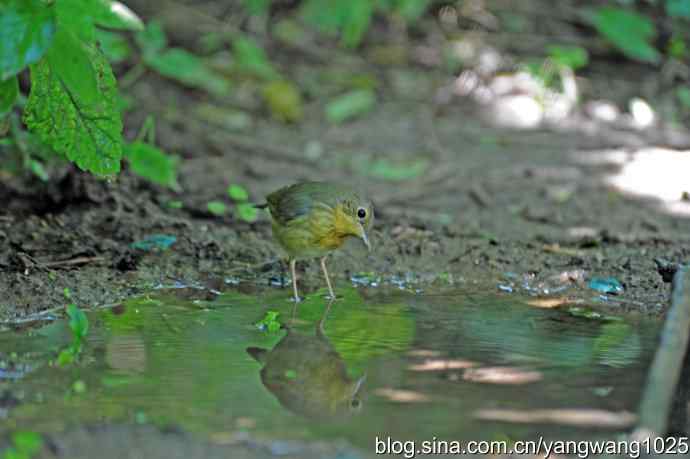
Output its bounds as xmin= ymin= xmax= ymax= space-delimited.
xmin=266 ymin=182 xmax=353 ymax=224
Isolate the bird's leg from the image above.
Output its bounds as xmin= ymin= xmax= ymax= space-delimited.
xmin=290 ymin=259 xmax=301 ymax=302
xmin=317 ymin=298 xmax=335 ymax=340
xmin=320 ymin=256 xmax=336 ymax=300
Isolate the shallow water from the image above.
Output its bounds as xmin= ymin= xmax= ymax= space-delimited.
xmin=0 ymin=285 xmax=661 ymax=454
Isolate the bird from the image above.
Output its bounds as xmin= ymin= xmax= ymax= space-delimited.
xmin=246 ymin=300 xmax=365 ymax=419
xmin=257 ymin=181 xmax=373 ymax=301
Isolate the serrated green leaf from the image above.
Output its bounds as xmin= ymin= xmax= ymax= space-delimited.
xmin=96 ymin=29 xmax=131 ymax=63
xmin=125 ymin=141 xmax=179 ymax=189
xmin=47 ymin=29 xmax=99 ymax=105
xmin=136 ymin=20 xmax=167 ymax=57
xmin=227 ymin=184 xmax=249 ymax=201
xmin=207 ymin=201 xmax=227 ymax=216
xmin=232 ymin=37 xmax=278 ymax=80
xmin=144 ymin=48 xmax=230 ymax=96
xmin=24 ymin=47 xmax=123 ymax=175
xmin=93 ymin=0 xmax=144 ymax=31
xmin=591 ymin=7 xmax=660 ymax=64
xmin=56 ymin=0 xmax=96 ymax=43
xmin=326 ymin=89 xmax=376 ymax=123
xmin=0 ymin=76 xmax=18 ymax=116
xmin=236 ymin=202 xmax=258 ymax=222
xmin=0 ymin=0 xmax=57 ymax=80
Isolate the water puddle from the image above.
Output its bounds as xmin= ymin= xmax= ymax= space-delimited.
xmin=1 ymin=286 xmax=661 ymax=454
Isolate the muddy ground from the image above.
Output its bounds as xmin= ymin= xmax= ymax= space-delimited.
xmin=2 ymin=1 xmax=690 ymax=325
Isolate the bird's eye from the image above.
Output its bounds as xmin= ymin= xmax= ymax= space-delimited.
xmin=357 ymin=207 xmax=367 ymax=219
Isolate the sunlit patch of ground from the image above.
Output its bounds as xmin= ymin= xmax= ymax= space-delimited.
xmin=604 ymin=148 xmax=690 ymax=216
xmin=473 ymin=408 xmax=637 ymax=428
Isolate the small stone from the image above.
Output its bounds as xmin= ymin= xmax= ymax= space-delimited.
xmin=588 ymin=277 xmax=624 ymax=295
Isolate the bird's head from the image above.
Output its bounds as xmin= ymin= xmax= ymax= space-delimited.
xmin=333 ymin=197 xmax=374 ymax=251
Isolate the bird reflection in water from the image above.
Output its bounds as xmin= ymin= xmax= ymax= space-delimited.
xmin=247 ymin=300 xmax=365 ymax=419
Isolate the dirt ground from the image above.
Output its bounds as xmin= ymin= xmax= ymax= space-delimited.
xmin=2 ymin=1 xmax=690 ymax=324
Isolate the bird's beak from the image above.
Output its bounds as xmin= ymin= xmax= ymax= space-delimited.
xmin=356 ymin=222 xmax=371 ymax=251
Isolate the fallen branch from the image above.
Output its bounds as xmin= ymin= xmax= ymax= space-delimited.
xmin=40 ymin=256 xmax=105 ymax=269
xmin=634 ymin=265 xmax=690 ymax=437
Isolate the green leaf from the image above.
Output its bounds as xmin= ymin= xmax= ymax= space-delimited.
xmin=96 ymin=29 xmax=131 ymax=63
xmin=227 ymin=184 xmax=249 ymax=201
xmin=24 ymin=47 xmax=123 ymax=175
xmin=236 ymin=202 xmax=258 ymax=222
xmin=677 ymin=87 xmax=690 ymax=108
xmin=243 ymin=0 xmax=271 ymax=15
xmin=668 ymin=36 xmax=686 ymax=58
xmin=144 ymin=48 xmax=230 ymax=96
xmin=55 ymin=0 xmax=96 ymax=43
xmin=667 ymin=0 xmax=690 ymax=19
xmin=57 ymin=348 xmax=75 ymax=366
xmin=46 ymin=29 xmax=99 ymax=105
xmin=300 ymin=0 xmax=373 ymax=47
xmin=0 ymin=0 xmax=57 ymax=80
xmin=255 ymin=310 xmax=281 ymax=332
xmin=591 ymin=7 xmax=660 ymax=64
xmin=67 ymin=303 xmax=89 ymax=339
xmin=125 ymin=141 xmax=179 ymax=189
xmin=368 ymin=158 xmax=428 ymax=181
xmin=0 ymin=76 xmax=18 ymax=116
xmin=261 ymin=79 xmax=303 ymax=122
xmin=232 ymin=37 xmax=278 ymax=80
xmin=93 ymin=0 xmax=144 ymax=31
xmin=207 ymin=201 xmax=227 ymax=216
xmin=396 ymin=0 xmax=431 ymax=22
xmin=340 ymin=0 xmax=374 ymax=48
xmin=29 ymin=159 xmax=49 ymax=181
xmin=325 ymin=89 xmax=376 ymax=123
xmin=135 ymin=20 xmax=167 ymax=57
xmin=12 ymin=431 xmax=43 ymax=456
xmin=547 ymin=45 xmax=589 ymax=70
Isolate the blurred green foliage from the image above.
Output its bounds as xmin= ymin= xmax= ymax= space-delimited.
xmin=590 ymin=7 xmax=660 ymax=64
xmin=255 ymin=310 xmax=281 ymax=332
xmin=0 ymin=1 xmax=176 ymax=183
xmin=125 ymin=141 xmax=180 ymax=190
xmin=207 ymin=200 xmax=227 ymax=216
xmin=547 ymin=45 xmax=589 ymax=70
xmin=57 ymin=303 xmax=89 ymax=366
xmin=2 ymin=0 xmax=690 ymax=184
xmin=2 ymin=431 xmax=43 ymax=459
xmin=299 ymin=0 xmax=430 ymax=48
xmin=326 ymin=89 xmax=376 ymax=123
xmin=227 ymin=183 xmax=259 ymax=222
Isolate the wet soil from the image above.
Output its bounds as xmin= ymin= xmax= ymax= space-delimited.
xmin=2 ymin=1 xmax=690 ymax=324
xmin=2 ymin=98 xmax=689 ymax=322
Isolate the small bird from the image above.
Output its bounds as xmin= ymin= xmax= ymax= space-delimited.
xmin=246 ymin=301 xmax=365 ymax=419
xmin=258 ymin=181 xmax=373 ymax=301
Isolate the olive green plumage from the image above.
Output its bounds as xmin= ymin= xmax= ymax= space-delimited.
xmin=260 ymin=181 xmax=374 ymax=301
